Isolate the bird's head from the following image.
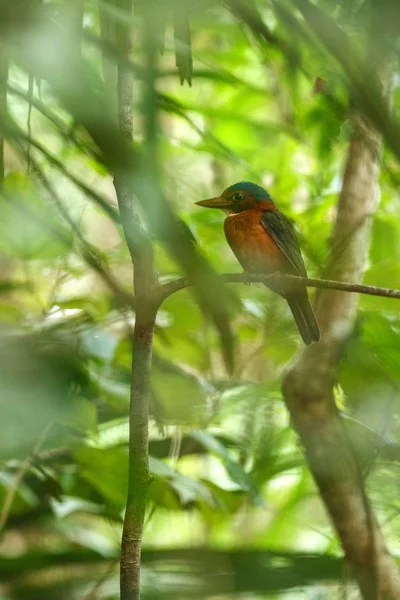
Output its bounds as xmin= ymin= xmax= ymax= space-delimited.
xmin=196 ymin=181 xmax=274 ymax=214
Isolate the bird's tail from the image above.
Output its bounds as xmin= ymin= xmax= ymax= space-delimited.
xmin=287 ymin=296 xmax=320 ymax=345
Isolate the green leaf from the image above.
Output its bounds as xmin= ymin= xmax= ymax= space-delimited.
xmin=74 ymin=446 xmax=128 ymax=507
xmin=190 ymin=430 xmax=264 ymax=505
xmin=149 ymin=456 xmax=215 ymax=507
xmin=151 ymin=355 xmax=211 ymax=424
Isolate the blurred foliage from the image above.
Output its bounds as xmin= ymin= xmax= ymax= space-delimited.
xmin=1 ymin=0 xmax=400 ymax=599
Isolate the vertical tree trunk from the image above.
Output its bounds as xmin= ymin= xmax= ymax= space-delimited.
xmin=113 ymin=2 xmax=155 ymax=599
xmin=283 ymin=55 xmax=400 ymax=600
xmin=120 ymin=305 xmax=155 ymax=600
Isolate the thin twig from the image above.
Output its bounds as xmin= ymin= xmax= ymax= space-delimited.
xmin=157 ymin=272 xmax=400 ymax=305
xmin=114 ymin=3 xmax=156 ymax=599
xmin=0 ymin=421 xmax=54 ymax=533
xmin=8 ymin=83 xmax=103 ymax=162
xmin=83 ymin=558 xmax=119 ymax=600
xmin=5 ymin=121 xmax=119 ymax=224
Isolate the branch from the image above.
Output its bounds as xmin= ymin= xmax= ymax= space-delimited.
xmin=157 ymin=272 xmax=400 ymax=306
xmin=6 ymin=3 xmax=239 ymax=372
xmin=0 ymin=421 xmax=53 ymax=532
xmin=113 ymin=3 xmax=155 ymax=600
xmin=291 ymin=0 xmax=400 ymax=163
xmin=5 ymin=121 xmax=120 ymax=224
xmin=27 ymin=155 xmax=137 ymax=312
xmin=8 ymin=84 xmax=103 ymax=162
xmin=281 ymin=4 xmax=400 ymax=598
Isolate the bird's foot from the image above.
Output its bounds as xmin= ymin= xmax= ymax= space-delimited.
xmin=269 ymin=271 xmax=284 ymax=294
xmin=242 ymin=271 xmax=251 ymax=286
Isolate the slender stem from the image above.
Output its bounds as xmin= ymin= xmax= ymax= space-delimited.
xmin=0 ymin=421 xmax=53 ymax=532
xmin=120 ymin=305 xmax=155 ymax=600
xmin=157 ymin=272 xmax=400 ymax=306
xmin=6 ymin=122 xmax=119 ymax=223
xmin=113 ymin=2 xmax=156 ymax=599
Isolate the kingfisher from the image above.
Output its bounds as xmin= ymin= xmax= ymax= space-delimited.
xmin=196 ymin=181 xmax=320 ymax=345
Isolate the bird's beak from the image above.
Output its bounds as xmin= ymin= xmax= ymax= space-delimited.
xmin=195 ymin=196 xmax=231 ymax=209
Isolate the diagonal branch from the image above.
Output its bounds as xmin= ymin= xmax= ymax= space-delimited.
xmin=281 ymin=5 xmax=400 ymax=598
xmin=4 ymin=120 xmax=120 ymax=224
xmin=0 ymin=421 xmax=54 ymax=533
xmin=26 ymin=154 xmax=137 ymax=311
xmin=5 ymin=4 xmax=239 ymax=371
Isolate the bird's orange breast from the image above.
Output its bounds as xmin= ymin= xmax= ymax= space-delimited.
xmin=224 ymin=209 xmax=286 ymax=273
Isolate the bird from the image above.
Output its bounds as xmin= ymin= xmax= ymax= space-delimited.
xmin=196 ymin=181 xmax=320 ymax=345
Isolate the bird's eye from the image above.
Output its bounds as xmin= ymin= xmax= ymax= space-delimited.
xmin=232 ymin=192 xmax=244 ymax=202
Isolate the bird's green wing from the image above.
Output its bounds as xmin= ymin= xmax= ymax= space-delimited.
xmin=261 ymin=210 xmax=308 ymax=277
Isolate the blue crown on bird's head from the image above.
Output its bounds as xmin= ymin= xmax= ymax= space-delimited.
xmin=225 ymin=181 xmax=273 ymax=202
